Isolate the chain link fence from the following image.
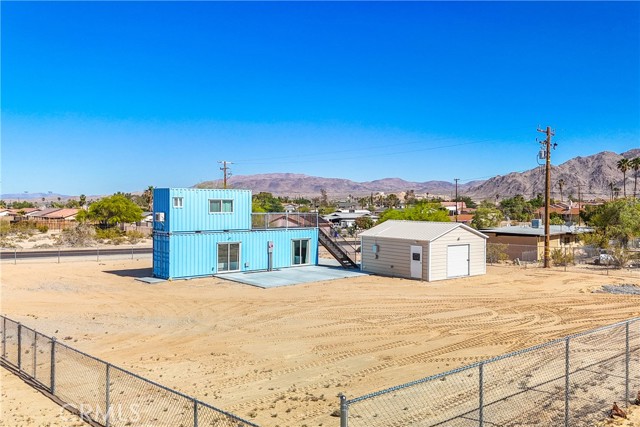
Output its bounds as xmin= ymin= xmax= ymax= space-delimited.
xmin=0 ymin=315 xmax=259 ymax=427
xmin=340 ymin=318 xmax=640 ymax=426
xmin=487 ymin=243 xmax=640 ymax=278
xmin=1 ymin=245 xmax=153 ymax=264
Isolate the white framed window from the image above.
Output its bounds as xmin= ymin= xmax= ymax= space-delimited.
xmin=209 ymin=199 xmax=233 ymax=213
xmin=173 ymin=197 xmax=184 ymax=208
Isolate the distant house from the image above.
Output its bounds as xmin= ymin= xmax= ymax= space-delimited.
xmin=8 ymin=208 xmax=40 ymax=217
xmin=441 ymin=201 xmax=467 ymax=215
xmin=323 ymin=210 xmax=377 ymax=228
xmin=42 ymin=208 xmax=79 ymax=220
xmin=140 ymin=211 xmax=154 ymax=224
xmin=26 ymin=208 xmax=62 ymax=219
xmin=535 ymin=201 xmax=601 ymax=224
xmin=10 ymin=208 xmax=79 ymax=230
xmin=481 ymin=221 xmax=593 ymax=261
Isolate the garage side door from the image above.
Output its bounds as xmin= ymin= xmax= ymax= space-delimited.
xmin=447 ymin=244 xmax=469 ymax=278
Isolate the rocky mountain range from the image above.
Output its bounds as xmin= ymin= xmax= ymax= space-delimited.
xmin=6 ymin=149 xmax=638 ymax=202
xmin=197 ymin=149 xmax=640 ymax=201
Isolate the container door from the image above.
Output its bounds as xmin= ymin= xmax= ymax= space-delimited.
xmin=410 ymin=245 xmax=422 ymax=279
xmin=447 ymin=244 xmax=470 ymax=278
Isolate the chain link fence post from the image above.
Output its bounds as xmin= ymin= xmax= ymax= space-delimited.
xmin=17 ymin=323 xmax=22 ymax=371
xmin=50 ymin=336 xmax=57 ymax=394
xmin=193 ymin=398 xmax=198 ymax=427
xmin=14 ymin=247 xmax=17 ymax=264
xmin=106 ymin=363 xmax=111 ymax=427
xmin=479 ymin=362 xmax=484 ymax=427
xmin=2 ymin=316 xmax=6 ymax=359
xmin=625 ymin=321 xmax=630 ymax=408
xmin=339 ymin=394 xmax=348 ymax=427
xmin=33 ymin=329 xmax=37 ymax=378
xmin=565 ymin=337 xmax=570 ymax=427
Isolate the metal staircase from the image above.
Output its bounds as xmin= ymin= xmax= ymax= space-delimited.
xmin=318 ymin=219 xmax=358 ymax=269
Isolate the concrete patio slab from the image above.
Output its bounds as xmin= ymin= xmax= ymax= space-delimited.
xmin=217 ymin=259 xmax=367 ymax=288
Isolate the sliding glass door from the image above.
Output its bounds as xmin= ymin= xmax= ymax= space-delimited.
xmin=292 ymin=239 xmax=310 ymax=265
xmin=218 ymin=242 xmax=240 ymax=272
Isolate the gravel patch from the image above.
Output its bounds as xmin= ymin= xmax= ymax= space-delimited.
xmin=597 ymin=284 xmax=640 ymax=295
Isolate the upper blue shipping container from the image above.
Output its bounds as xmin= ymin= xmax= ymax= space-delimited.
xmin=153 ymin=188 xmax=252 ymax=232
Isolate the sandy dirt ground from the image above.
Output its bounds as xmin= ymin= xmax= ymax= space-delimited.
xmin=1 ymin=258 xmax=640 ymax=426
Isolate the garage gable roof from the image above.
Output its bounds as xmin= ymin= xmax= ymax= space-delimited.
xmin=359 ymin=220 xmax=488 ymax=241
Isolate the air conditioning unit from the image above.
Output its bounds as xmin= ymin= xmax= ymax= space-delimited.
xmin=155 ymin=212 xmax=165 ymax=222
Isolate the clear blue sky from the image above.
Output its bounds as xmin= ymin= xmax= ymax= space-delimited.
xmin=2 ymin=1 xmax=639 ymax=196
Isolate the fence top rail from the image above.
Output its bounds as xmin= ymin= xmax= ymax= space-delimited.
xmin=346 ymin=316 xmax=640 ymax=405
xmin=0 ymin=314 xmax=261 ymax=427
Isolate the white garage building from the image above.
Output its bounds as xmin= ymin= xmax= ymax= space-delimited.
xmin=359 ymin=220 xmax=488 ymax=281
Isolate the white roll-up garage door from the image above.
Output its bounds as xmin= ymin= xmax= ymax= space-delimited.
xmin=447 ymin=244 xmax=470 ymax=278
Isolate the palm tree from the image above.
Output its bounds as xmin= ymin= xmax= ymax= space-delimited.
xmin=617 ymin=158 xmax=630 ymax=197
xmin=557 ymin=179 xmax=565 ymax=202
xmin=609 ymin=182 xmax=615 ymax=201
xmin=630 ymin=157 xmax=640 ymax=198
xmin=143 ymin=186 xmax=154 ymax=211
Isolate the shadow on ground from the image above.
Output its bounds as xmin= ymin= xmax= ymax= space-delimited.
xmin=104 ymin=268 xmax=153 ymax=278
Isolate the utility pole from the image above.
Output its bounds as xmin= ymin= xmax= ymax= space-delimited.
xmin=454 ymin=178 xmax=460 ymax=222
xmin=218 ymin=161 xmax=232 ymax=189
xmin=537 ymin=126 xmax=555 ymax=268
xmin=577 ymin=181 xmax=581 ymax=226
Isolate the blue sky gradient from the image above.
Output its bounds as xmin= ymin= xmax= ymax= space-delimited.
xmin=2 ymin=1 xmax=639 ymax=195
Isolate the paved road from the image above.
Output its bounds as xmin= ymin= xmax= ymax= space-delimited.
xmin=0 ymin=247 xmax=153 ymax=260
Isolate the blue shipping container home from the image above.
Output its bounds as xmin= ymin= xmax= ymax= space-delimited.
xmin=152 ymin=188 xmax=320 ymax=279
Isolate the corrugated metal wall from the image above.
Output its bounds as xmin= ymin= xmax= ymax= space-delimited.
xmin=360 ymin=237 xmax=426 ymax=279
xmin=152 ymin=233 xmax=170 ymax=278
xmin=154 ymin=229 xmax=319 ymax=279
xmin=153 ymin=188 xmax=171 ymax=232
xmin=153 ymin=188 xmax=252 ymax=233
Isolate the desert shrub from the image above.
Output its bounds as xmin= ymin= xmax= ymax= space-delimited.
xmin=0 ymin=222 xmax=11 ymax=237
xmin=109 ymin=236 xmax=126 ymax=245
xmin=126 ymin=230 xmax=146 ymax=244
xmin=610 ymin=247 xmax=631 ymax=268
xmin=487 ymin=243 xmax=509 ymax=263
xmin=551 ymin=248 xmax=574 ymax=266
xmin=33 ymin=243 xmax=54 ymax=249
xmin=0 ymin=238 xmax=16 ymax=248
xmin=12 ymin=221 xmax=38 ymax=233
xmin=95 ymin=227 xmax=124 ymax=240
xmin=37 ymin=224 xmax=49 ymax=233
xmin=57 ymin=223 xmax=96 ymax=247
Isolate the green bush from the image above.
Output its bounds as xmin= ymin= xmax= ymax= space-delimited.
xmin=95 ymin=227 xmax=124 ymax=240
xmin=551 ymin=248 xmax=574 ymax=266
xmin=37 ymin=225 xmax=49 ymax=233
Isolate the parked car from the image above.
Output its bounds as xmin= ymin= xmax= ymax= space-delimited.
xmin=594 ymin=251 xmax=615 ymax=266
